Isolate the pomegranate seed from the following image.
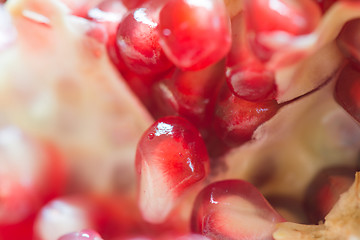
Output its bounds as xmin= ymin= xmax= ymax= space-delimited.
xmin=226 ymin=13 xmax=277 ymax=102
xmin=337 ymin=19 xmax=360 ymax=68
xmin=244 ymin=0 xmax=322 ymax=61
xmin=226 ymin=62 xmax=277 ymax=102
xmin=213 ymin=85 xmax=281 ymax=147
xmin=34 ymin=196 xmax=101 ymax=240
xmin=115 ymin=4 xmax=173 ymax=76
xmin=304 ymin=166 xmax=356 ymax=224
xmin=58 ymin=229 xmax=104 ymax=240
xmin=191 ymin=180 xmax=285 ymax=239
xmin=34 ymin=195 xmax=150 ymax=240
xmin=0 ymin=213 xmax=36 ymax=240
xmin=158 ymin=0 xmax=231 ymax=70
xmin=0 ymin=126 xmax=66 ymax=225
xmin=152 ymin=60 xmax=226 ymax=128
xmin=136 ymin=116 xmax=210 ymax=223
xmin=334 ymin=63 xmax=360 ymax=123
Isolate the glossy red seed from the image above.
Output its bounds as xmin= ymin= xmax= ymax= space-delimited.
xmin=158 ymin=0 xmax=231 ymax=70
xmin=226 ymin=13 xmax=277 ymax=102
xmin=334 ymin=64 xmax=360 ymax=123
xmin=152 ymin=60 xmax=225 ymax=128
xmin=191 ymin=180 xmax=285 ymax=239
xmin=34 ymin=195 xmax=149 ymax=240
xmin=34 ymin=196 xmax=100 ymax=240
xmin=136 ymin=116 xmax=210 ymax=223
xmin=115 ymin=5 xmax=173 ymax=76
xmin=337 ymin=19 xmax=360 ymax=68
xmin=226 ymin=62 xmax=277 ymax=102
xmin=304 ymin=166 xmax=356 ymax=224
xmin=213 ymin=85 xmax=281 ymax=147
xmin=244 ymin=0 xmax=322 ymax=61
xmin=58 ymin=229 xmax=104 ymax=240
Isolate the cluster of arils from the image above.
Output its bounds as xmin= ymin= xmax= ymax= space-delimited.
xmin=1 ymin=0 xmax=360 ymax=239
xmin=91 ymin=0 xmax=360 ymax=238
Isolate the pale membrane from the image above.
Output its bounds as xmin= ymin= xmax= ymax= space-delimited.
xmin=223 ymin=1 xmax=360 ymax=102
xmin=1 ymin=0 xmax=153 ymax=193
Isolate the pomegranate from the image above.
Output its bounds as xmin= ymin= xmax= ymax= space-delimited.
xmin=58 ymin=229 xmax=104 ymax=240
xmin=136 ymin=116 xmax=210 ymax=223
xmin=1 ymin=0 xmax=360 ymax=240
xmin=191 ymin=179 xmax=285 ymax=239
xmin=114 ymin=4 xmax=173 ymax=76
xmin=158 ymin=0 xmax=232 ymax=70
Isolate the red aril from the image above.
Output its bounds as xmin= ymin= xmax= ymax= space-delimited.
xmin=58 ymin=229 xmax=104 ymax=240
xmin=0 ymin=126 xmax=66 ymax=225
xmin=0 ymin=213 xmax=36 ymax=240
xmin=304 ymin=166 xmax=356 ymax=224
xmin=226 ymin=62 xmax=277 ymax=102
xmin=226 ymin=13 xmax=277 ymax=102
xmin=34 ymin=194 xmax=151 ymax=240
xmin=121 ymin=70 xmax=163 ymax=111
xmin=213 ymin=85 xmax=281 ymax=147
xmin=244 ymin=0 xmax=321 ymax=35
xmin=244 ymin=0 xmax=322 ymax=62
xmin=136 ymin=116 xmax=210 ymax=224
xmin=191 ymin=180 xmax=285 ymax=239
xmin=115 ymin=4 xmax=173 ymax=76
xmin=334 ymin=63 xmax=360 ymax=123
xmin=337 ymin=18 xmax=360 ymax=68
xmin=158 ymin=0 xmax=231 ymax=70
xmin=151 ymin=60 xmax=225 ymax=128
xmin=34 ymin=196 xmax=101 ymax=240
